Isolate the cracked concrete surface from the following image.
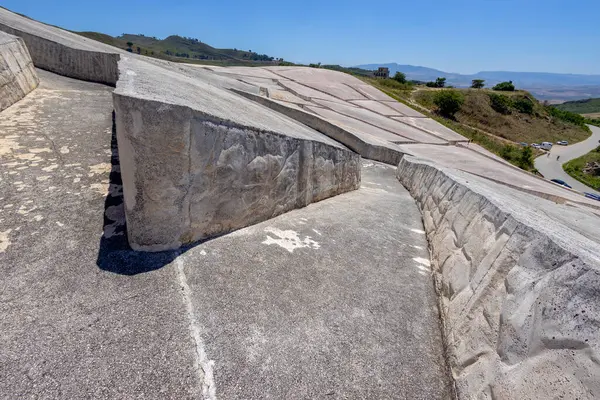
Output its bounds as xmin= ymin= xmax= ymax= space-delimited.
xmin=0 ymin=70 xmax=451 ymax=399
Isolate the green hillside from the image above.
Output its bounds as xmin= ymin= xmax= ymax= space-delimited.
xmin=75 ymin=32 xmax=283 ymax=66
xmin=363 ymin=77 xmax=592 ymax=171
xmin=555 ymin=98 xmax=600 ymax=115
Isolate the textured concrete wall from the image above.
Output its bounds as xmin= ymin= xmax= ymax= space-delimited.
xmin=0 ymin=32 xmax=38 ymax=111
xmin=397 ymin=155 xmax=600 ymax=399
xmin=0 ymin=23 xmax=119 ymax=85
xmin=233 ymin=90 xmax=405 ymax=166
xmin=115 ymin=94 xmax=361 ymax=251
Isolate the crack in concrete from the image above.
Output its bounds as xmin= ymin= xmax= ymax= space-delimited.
xmin=174 ymin=254 xmax=217 ymax=400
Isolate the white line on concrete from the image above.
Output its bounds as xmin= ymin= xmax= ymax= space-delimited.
xmin=175 ymin=255 xmax=217 ymax=399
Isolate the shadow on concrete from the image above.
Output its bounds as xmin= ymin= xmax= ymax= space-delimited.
xmin=96 ymin=111 xmax=182 ymax=275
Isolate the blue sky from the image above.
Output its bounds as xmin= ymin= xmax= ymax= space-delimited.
xmin=2 ymin=0 xmax=599 ymax=74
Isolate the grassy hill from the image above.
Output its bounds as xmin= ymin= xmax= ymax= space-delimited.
xmin=362 ymin=77 xmax=591 ymax=171
xmin=563 ymin=147 xmax=600 ymax=190
xmin=555 ymin=98 xmax=600 ymax=115
xmin=75 ymin=32 xmax=283 ymax=66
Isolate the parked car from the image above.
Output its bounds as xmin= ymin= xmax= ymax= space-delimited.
xmin=519 ymin=142 xmax=528 ymax=147
xmin=531 ymin=143 xmax=540 ymax=148
xmin=551 ymin=179 xmax=572 ymax=189
xmin=556 ymin=140 xmax=568 ymax=145
xmin=540 ymin=142 xmax=553 ymax=150
xmin=584 ymin=192 xmax=600 ymax=201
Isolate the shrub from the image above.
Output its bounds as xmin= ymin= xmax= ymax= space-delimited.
xmin=471 ymin=79 xmax=485 ymax=89
xmin=519 ymin=146 xmax=534 ymax=169
xmin=512 ymin=96 xmax=534 ymax=114
xmin=546 ymin=106 xmax=586 ymax=126
xmin=433 ymin=89 xmax=464 ymax=117
xmin=378 ymin=78 xmax=413 ymax=91
xmin=493 ymin=81 xmax=515 ymax=91
xmin=393 ymin=71 xmax=407 ymax=84
xmin=489 ymin=93 xmax=512 ymax=114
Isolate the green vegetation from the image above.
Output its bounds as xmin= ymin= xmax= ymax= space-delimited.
xmin=585 ymin=117 xmax=600 ymax=128
xmin=563 ymin=146 xmax=600 ymax=190
xmin=393 ymin=72 xmax=407 ymax=84
xmin=412 ymin=87 xmax=591 ymax=171
xmin=426 ymin=77 xmax=446 ymax=88
xmin=319 ymin=64 xmax=374 ymax=77
xmin=471 ymin=79 xmax=485 ymax=89
xmin=360 ymin=76 xmax=414 ymax=99
xmin=546 ymin=106 xmax=587 ymax=127
xmin=75 ymin=32 xmax=286 ymax=66
xmin=555 ymin=98 xmax=600 ymax=115
xmin=512 ymin=96 xmax=534 ymax=114
xmin=489 ymin=93 xmax=512 ymax=114
xmin=433 ymin=90 xmax=464 ymax=118
xmin=492 ymin=81 xmax=515 ymax=91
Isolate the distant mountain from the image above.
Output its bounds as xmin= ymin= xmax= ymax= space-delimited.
xmin=355 ymin=63 xmax=600 ymax=101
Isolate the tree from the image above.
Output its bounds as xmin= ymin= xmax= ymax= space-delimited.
xmin=126 ymin=41 xmax=133 ymax=49
xmin=426 ymin=77 xmax=447 ymax=88
xmin=393 ymin=71 xmax=407 ymax=84
xmin=471 ymin=79 xmax=485 ymax=89
xmin=433 ymin=89 xmax=464 ymax=117
xmin=493 ymin=81 xmax=515 ymax=91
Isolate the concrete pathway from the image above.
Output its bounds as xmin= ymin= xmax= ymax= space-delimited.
xmin=0 ymin=70 xmax=451 ymax=399
xmin=534 ymin=125 xmax=600 ymax=195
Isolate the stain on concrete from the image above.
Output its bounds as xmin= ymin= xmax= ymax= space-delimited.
xmin=262 ymin=226 xmax=320 ymax=253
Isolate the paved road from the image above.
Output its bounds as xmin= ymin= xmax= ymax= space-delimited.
xmin=534 ymin=125 xmax=600 ymax=195
xmin=0 ymin=70 xmax=451 ymax=399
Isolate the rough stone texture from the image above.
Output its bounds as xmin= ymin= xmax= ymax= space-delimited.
xmin=115 ymin=57 xmax=360 ymax=251
xmin=0 ymin=7 xmax=120 ymax=85
xmin=397 ymin=155 xmax=600 ymax=399
xmin=0 ymin=31 xmax=38 ymax=111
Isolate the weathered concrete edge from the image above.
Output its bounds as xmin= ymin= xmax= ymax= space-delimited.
xmin=114 ymin=92 xmax=361 ymax=251
xmin=232 ymin=89 xmax=407 ymax=166
xmin=0 ymin=33 xmax=38 ymax=111
xmin=0 ymin=22 xmax=119 ymax=85
xmin=397 ymin=155 xmax=600 ymax=399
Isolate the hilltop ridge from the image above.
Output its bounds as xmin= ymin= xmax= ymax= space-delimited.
xmin=76 ymin=31 xmax=283 ymax=66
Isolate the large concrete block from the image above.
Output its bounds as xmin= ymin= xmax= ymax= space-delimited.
xmin=0 ymin=8 xmax=119 ymax=85
xmin=115 ymin=58 xmax=360 ymax=251
xmin=397 ymin=155 xmax=600 ymax=399
xmin=0 ymin=31 xmax=38 ymax=111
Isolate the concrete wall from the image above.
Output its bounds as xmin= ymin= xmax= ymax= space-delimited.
xmin=114 ymin=94 xmax=361 ymax=251
xmin=233 ymin=90 xmax=405 ymax=166
xmin=0 ymin=23 xmax=119 ymax=86
xmin=0 ymin=32 xmax=38 ymax=111
xmin=397 ymin=155 xmax=600 ymax=399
